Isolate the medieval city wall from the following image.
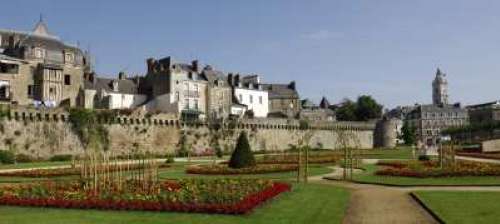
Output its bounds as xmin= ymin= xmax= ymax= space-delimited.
xmin=0 ymin=108 xmax=375 ymax=158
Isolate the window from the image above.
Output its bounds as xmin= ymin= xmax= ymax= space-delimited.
xmin=194 ymin=84 xmax=198 ymax=92
xmin=175 ymin=91 xmax=179 ymax=101
xmin=259 ymin=96 xmax=263 ymax=104
xmin=64 ymin=53 xmax=74 ymax=63
xmin=184 ymin=83 xmax=189 ymax=91
xmin=34 ymin=48 xmax=45 ymax=59
xmin=184 ymin=99 xmax=189 ymax=109
xmin=249 ymin=95 xmax=253 ymax=104
xmin=194 ymin=99 xmax=199 ymax=110
xmin=64 ymin=75 xmax=71 ymax=85
xmin=27 ymin=85 xmax=34 ymax=97
xmin=49 ymin=87 xmax=55 ymax=94
xmin=239 ymin=94 xmax=243 ymax=102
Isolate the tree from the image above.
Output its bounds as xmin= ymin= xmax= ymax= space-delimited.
xmin=336 ymin=99 xmax=358 ymax=121
xmin=228 ymin=131 xmax=256 ymax=168
xmin=355 ymin=95 xmax=383 ymax=121
xmin=401 ymin=121 xmax=416 ymax=145
xmin=336 ymin=96 xmax=383 ymax=121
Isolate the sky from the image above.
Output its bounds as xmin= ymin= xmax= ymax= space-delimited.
xmin=1 ymin=0 xmax=500 ymax=109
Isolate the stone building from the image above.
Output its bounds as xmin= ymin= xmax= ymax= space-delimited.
xmin=466 ymin=101 xmax=500 ymax=125
xmin=201 ymin=65 xmax=232 ymax=119
xmin=80 ymin=72 xmax=147 ymax=110
xmin=143 ymin=57 xmax=208 ymax=120
xmin=227 ymin=74 xmax=268 ymax=118
xmin=0 ymin=19 xmax=90 ymax=107
xmin=406 ymin=69 xmax=468 ymax=146
xmin=408 ymin=104 xmax=468 ymax=145
xmin=298 ymin=97 xmax=336 ymax=121
xmin=261 ymin=81 xmax=300 ymax=118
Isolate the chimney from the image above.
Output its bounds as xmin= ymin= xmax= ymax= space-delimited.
xmin=158 ymin=57 xmax=171 ymax=71
xmin=118 ymin=71 xmax=126 ymax=80
xmin=191 ymin=60 xmax=199 ymax=72
xmin=146 ymin=58 xmax=156 ymax=73
xmin=227 ymin=73 xmax=233 ymax=85
xmin=289 ymin=81 xmax=296 ymax=90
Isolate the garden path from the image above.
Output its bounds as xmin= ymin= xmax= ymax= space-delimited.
xmin=309 ymin=166 xmax=500 ymax=224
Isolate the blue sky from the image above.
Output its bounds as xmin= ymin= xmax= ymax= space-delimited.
xmin=1 ymin=0 xmax=499 ymax=109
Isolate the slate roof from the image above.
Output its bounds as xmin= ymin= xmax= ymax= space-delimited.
xmin=319 ymin=97 xmax=330 ymax=109
xmin=85 ymin=77 xmax=140 ymax=94
xmin=201 ymin=66 xmax=227 ymax=85
xmin=261 ymin=83 xmax=298 ymax=99
xmin=301 ymin=99 xmax=315 ymax=109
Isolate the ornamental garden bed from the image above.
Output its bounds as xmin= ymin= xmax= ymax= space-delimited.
xmin=0 ymin=163 xmax=170 ymax=178
xmin=0 ymin=178 xmax=291 ymax=214
xmin=186 ymin=164 xmax=298 ymax=175
xmin=256 ymin=154 xmax=341 ymax=164
xmin=375 ymin=160 xmax=500 ymax=178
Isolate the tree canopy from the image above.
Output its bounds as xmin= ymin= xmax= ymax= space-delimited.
xmin=336 ymin=95 xmax=383 ymax=121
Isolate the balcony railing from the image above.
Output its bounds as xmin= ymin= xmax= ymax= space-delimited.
xmin=183 ymin=90 xmax=199 ymax=98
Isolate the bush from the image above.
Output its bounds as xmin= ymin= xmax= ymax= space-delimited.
xmin=418 ymin=155 xmax=430 ymax=161
xmin=0 ymin=150 xmax=15 ymax=164
xmin=228 ymin=131 xmax=256 ymax=169
xmin=49 ymin=154 xmax=73 ymax=162
xmin=165 ymin=155 xmax=175 ymax=164
xmin=15 ymin=154 xmax=35 ymax=163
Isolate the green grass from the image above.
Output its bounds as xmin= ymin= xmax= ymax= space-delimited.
xmin=0 ymin=183 xmax=349 ymax=224
xmin=353 ymin=164 xmax=500 ymax=186
xmin=414 ymin=191 xmax=500 ymax=224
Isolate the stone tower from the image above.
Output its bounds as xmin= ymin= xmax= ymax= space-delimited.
xmin=432 ymin=68 xmax=448 ymax=105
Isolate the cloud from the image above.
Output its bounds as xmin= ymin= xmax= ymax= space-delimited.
xmin=301 ymin=30 xmax=343 ymax=40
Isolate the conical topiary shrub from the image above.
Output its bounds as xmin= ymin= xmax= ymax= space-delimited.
xmin=228 ymin=131 xmax=256 ymax=168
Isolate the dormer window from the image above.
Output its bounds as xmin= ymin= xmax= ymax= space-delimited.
xmin=34 ymin=48 xmax=45 ymax=59
xmin=64 ymin=52 xmax=74 ymax=63
xmin=188 ymin=72 xmax=193 ymax=80
xmin=111 ymin=80 xmax=119 ymax=92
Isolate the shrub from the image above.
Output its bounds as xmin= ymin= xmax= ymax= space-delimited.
xmin=49 ymin=154 xmax=73 ymax=162
xmin=418 ymin=155 xmax=430 ymax=161
xmin=229 ymin=131 xmax=256 ymax=169
xmin=15 ymin=154 xmax=35 ymax=163
xmin=0 ymin=150 xmax=15 ymax=164
xmin=165 ymin=155 xmax=175 ymax=164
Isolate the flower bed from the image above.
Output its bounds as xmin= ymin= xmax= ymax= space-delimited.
xmin=186 ymin=164 xmax=298 ymax=175
xmin=0 ymin=179 xmax=291 ymax=214
xmin=256 ymin=154 xmax=341 ymax=164
xmin=375 ymin=160 xmax=500 ymax=178
xmin=0 ymin=163 xmax=170 ymax=178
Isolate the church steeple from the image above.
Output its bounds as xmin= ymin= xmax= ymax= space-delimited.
xmin=432 ymin=68 xmax=449 ymax=105
xmin=32 ymin=14 xmax=52 ymax=37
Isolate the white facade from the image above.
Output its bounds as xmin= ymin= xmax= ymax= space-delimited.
xmin=234 ymin=87 xmax=268 ymax=117
xmin=102 ymin=91 xmax=147 ymax=109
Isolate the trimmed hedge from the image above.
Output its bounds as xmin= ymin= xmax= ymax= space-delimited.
xmin=186 ymin=164 xmax=298 ymax=175
xmin=228 ymin=131 xmax=256 ymax=169
xmin=0 ymin=150 xmax=15 ymax=164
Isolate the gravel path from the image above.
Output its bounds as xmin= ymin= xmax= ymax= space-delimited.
xmin=308 ymin=166 xmax=500 ymax=224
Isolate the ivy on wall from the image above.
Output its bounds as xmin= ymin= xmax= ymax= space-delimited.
xmin=68 ymin=108 xmax=110 ymax=151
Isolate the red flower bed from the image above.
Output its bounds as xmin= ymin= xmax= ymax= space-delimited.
xmin=186 ymin=164 xmax=298 ymax=175
xmin=0 ymin=182 xmax=290 ymax=214
xmin=0 ymin=163 xmax=170 ymax=178
xmin=375 ymin=160 xmax=500 ymax=178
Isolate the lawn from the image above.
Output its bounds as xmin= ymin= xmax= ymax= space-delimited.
xmin=414 ymin=191 xmax=500 ymax=224
xmin=353 ymin=164 xmax=500 ymax=186
xmin=0 ymin=183 xmax=350 ymax=224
